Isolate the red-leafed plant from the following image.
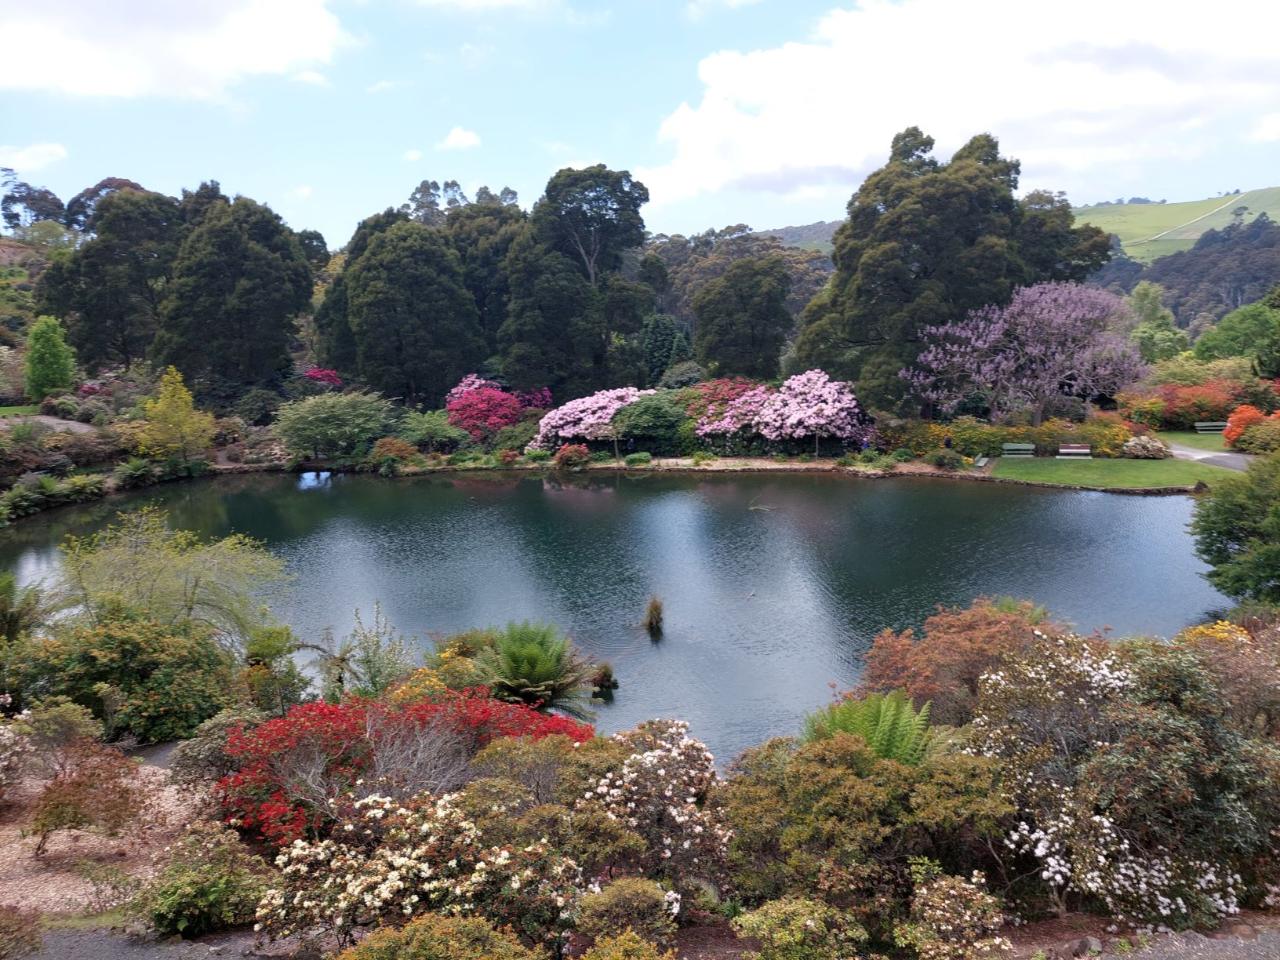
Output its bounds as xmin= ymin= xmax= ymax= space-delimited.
xmin=217 ymin=691 xmax=592 ymax=845
xmin=446 ymin=386 xmax=524 ymax=441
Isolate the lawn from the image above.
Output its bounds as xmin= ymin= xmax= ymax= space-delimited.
xmin=1155 ymin=430 xmax=1227 ymax=452
xmin=0 ymin=404 xmax=37 ymax=416
xmin=991 ymin=456 xmax=1238 ymax=489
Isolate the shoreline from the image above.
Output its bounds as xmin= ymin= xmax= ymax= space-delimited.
xmin=0 ymin=456 xmax=1212 ymax=532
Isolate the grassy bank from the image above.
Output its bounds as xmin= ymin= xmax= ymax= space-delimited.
xmin=992 ymin=456 xmax=1237 ymax=489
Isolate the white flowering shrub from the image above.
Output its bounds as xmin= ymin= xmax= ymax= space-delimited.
xmin=583 ymin=720 xmax=732 ymax=896
xmin=894 ymin=860 xmax=1010 ymax=960
xmin=0 ymin=721 xmax=32 ymax=800
xmin=974 ymin=634 xmax=1280 ymax=929
xmin=257 ymin=792 xmax=581 ymax=948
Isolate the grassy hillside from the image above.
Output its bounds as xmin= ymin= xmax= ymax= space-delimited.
xmin=1074 ymin=188 xmax=1280 ymax=262
xmin=755 ymin=221 xmax=839 ymax=254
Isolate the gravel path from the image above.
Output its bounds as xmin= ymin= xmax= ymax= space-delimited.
xmin=2 ymin=415 xmax=97 ymax=435
xmin=1165 ymin=441 xmax=1252 ymax=472
xmin=34 ymin=929 xmax=295 ymax=960
xmin=1105 ymin=929 xmax=1280 ymax=959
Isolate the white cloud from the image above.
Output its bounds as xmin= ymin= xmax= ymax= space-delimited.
xmin=686 ymin=0 xmax=763 ymax=20
xmin=292 ymin=185 xmax=314 ymax=199
xmin=1248 ymin=113 xmax=1280 ymax=143
xmin=292 ymin=70 xmax=330 ymax=86
xmin=437 ymin=127 xmax=482 ymax=151
xmin=639 ymin=0 xmax=1280 ymax=210
xmin=366 ymin=79 xmax=398 ymax=94
xmin=0 ymin=1 xmax=350 ymax=100
xmin=0 ymin=142 xmax=68 ymax=173
xmin=404 ymin=148 xmax=424 ymax=162
xmin=415 ymin=0 xmax=557 ymax=9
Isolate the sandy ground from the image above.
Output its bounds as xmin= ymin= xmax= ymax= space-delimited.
xmin=0 ymin=765 xmax=204 ymax=915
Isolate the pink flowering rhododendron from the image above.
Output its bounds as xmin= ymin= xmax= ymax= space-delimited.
xmin=529 ymin=387 xmax=655 ymax=450
xmin=696 ymin=370 xmax=872 ymax=449
xmin=445 ymin=373 xmax=500 ymax=404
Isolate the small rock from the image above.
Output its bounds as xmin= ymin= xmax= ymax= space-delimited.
xmin=208 ymin=947 xmax=225 ymax=956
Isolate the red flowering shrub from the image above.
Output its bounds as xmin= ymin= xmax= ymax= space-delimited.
xmin=447 ymin=386 xmax=524 ymax=441
xmin=1156 ymin=380 xmax=1239 ymax=428
xmin=516 ymin=387 xmax=553 ymax=410
xmin=684 ymin=377 xmax=760 ymax=420
xmin=304 ymin=368 xmax=343 ymax=389
xmin=218 ymin=692 xmax=592 ymax=845
xmin=1224 ymin=405 xmax=1268 ymax=446
xmin=553 ymin=443 xmax=591 ymax=470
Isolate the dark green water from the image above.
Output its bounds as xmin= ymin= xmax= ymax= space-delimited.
xmin=0 ymin=472 xmax=1227 ymax=760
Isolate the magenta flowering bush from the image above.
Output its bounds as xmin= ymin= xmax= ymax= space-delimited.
xmin=516 ymin=387 xmax=553 ymax=410
xmin=303 ymin=367 xmax=343 ymax=390
xmin=529 ymin=388 xmax=655 ymax=450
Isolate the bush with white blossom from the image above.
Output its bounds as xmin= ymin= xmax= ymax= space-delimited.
xmin=257 ymin=791 xmax=581 ymax=948
xmin=695 ymin=370 xmax=873 ymax=453
xmin=582 ymin=720 xmax=732 ymax=897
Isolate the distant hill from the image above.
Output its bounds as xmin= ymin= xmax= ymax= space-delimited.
xmin=1074 ymin=188 xmax=1280 ymax=263
xmin=755 ymin=221 xmax=840 ymax=254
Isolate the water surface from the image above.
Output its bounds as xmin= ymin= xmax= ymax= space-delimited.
xmin=0 ymin=472 xmax=1227 ymax=760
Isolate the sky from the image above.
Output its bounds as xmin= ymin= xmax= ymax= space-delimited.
xmin=2 ymin=0 xmax=1280 ymax=249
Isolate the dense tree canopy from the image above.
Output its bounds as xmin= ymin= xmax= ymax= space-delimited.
xmin=1193 ymin=301 xmax=1280 ymax=363
xmin=37 ymin=188 xmax=182 ymax=370
xmin=345 ymin=221 xmax=485 ymax=405
xmin=693 ymin=255 xmax=793 ymax=379
xmin=532 ymin=165 xmax=648 ymax=286
xmin=1127 ymin=282 xmax=1187 ymax=362
xmin=154 ymin=196 xmax=312 ymax=391
xmin=793 ymin=128 xmax=1109 ymax=409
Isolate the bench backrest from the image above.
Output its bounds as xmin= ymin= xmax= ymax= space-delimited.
xmin=1059 ymin=444 xmax=1091 ymax=452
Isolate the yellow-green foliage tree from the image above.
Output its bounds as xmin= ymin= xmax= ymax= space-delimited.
xmin=23 ymin=315 xmax=76 ymax=401
xmin=139 ymin=366 xmax=215 ymax=466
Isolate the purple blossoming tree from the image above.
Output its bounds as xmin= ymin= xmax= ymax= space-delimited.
xmin=903 ymin=282 xmax=1145 ymax=425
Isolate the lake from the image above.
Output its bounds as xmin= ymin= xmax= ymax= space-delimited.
xmin=0 ymin=471 xmax=1228 ymax=760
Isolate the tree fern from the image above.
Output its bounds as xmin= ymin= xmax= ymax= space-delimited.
xmin=475 ymin=621 xmax=596 ymax=720
xmin=802 ymin=690 xmax=931 ymax=764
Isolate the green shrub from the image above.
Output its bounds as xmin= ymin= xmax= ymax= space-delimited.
xmin=857 ymin=448 xmax=879 ymax=464
xmin=16 ymin=613 xmax=234 ymax=743
xmin=490 ymin=418 xmax=539 ymax=452
xmin=112 ymin=457 xmax=157 ymax=489
xmin=135 ymin=821 xmax=270 ymax=938
xmin=333 ymin=914 xmax=543 ymax=960
xmin=169 ymin=706 xmax=266 ymax=786
xmin=731 ymin=897 xmax=867 ymax=960
xmin=1237 ymin=419 xmax=1280 ymax=454
xmin=613 ymin=393 xmax=690 ymax=456
xmin=273 ymin=391 xmax=394 ymax=459
xmin=581 ymin=931 xmax=677 ymax=960
xmin=924 ymin=448 xmax=965 ymax=470
xmin=802 ymin=690 xmax=932 ymax=764
xmin=625 ymin=451 xmax=653 ymax=467
xmin=590 ymin=450 xmax=616 ymax=463
xmin=398 ymin=409 xmax=469 ymax=452
xmin=60 ymin=474 xmax=106 ymax=503
xmin=526 ymin=448 xmax=551 ymax=463
xmin=0 ymin=484 xmax=46 ymax=517
xmin=691 ymin=451 xmax=716 ymax=466
xmin=577 ymin=877 xmax=677 ymax=947
xmin=893 ymin=859 xmax=1008 ymax=960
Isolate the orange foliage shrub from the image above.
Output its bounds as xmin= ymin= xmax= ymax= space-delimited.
xmin=1223 ymin=405 xmax=1267 ymax=446
xmin=859 ymin=597 xmax=1051 ymax=725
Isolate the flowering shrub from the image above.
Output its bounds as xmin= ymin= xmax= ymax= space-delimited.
xmin=304 ymin=367 xmax=343 ymax=389
xmin=517 ymin=387 xmax=553 ymax=410
xmin=876 ymin=415 xmax=1132 ymax=458
xmin=1224 ymin=405 xmax=1267 ymax=446
xmin=1236 ymin=417 xmax=1280 ymax=453
xmin=447 ymin=386 xmax=524 ymax=441
xmin=256 ymin=792 xmax=582 ymax=948
xmin=893 ymin=860 xmax=1009 ymax=960
xmin=731 ymin=897 xmax=867 ymax=960
xmin=1119 ymin=379 xmax=1263 ymax=430
xmin=553 ymin=443 xmax=591 ymax=470
xmin=446 ymin=373 xmax=500 ymax=404
xmin=755 ymin=370 xmax=873 ymax=448
xmin=220 ymin=694 xmax=592 ymax=844
xmin=583 ymin=720 xmax=731 ymax=896
xmin=696 ymin=384 xmax=773 ymax=440
xmin=582 ymin=931 xmax=677 ymax=960
xmin=0 ymin=722 xmax=32 ymax=801
xmin=576 ymin=877 xmax=678 ymax=947
xmin=529 ymin=388 xmax=655 ymax=450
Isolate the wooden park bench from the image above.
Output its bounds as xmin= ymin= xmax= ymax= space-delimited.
xmin=1001 ymin=443 xmax=1035 ymax=458
xmin=973 ymin=455 xmax=989 ymax=468
xmin=1057 ymin=444 xmax=1092 ymax=459
xmin=1194 ymin=421 xmax=1228 ymax=434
